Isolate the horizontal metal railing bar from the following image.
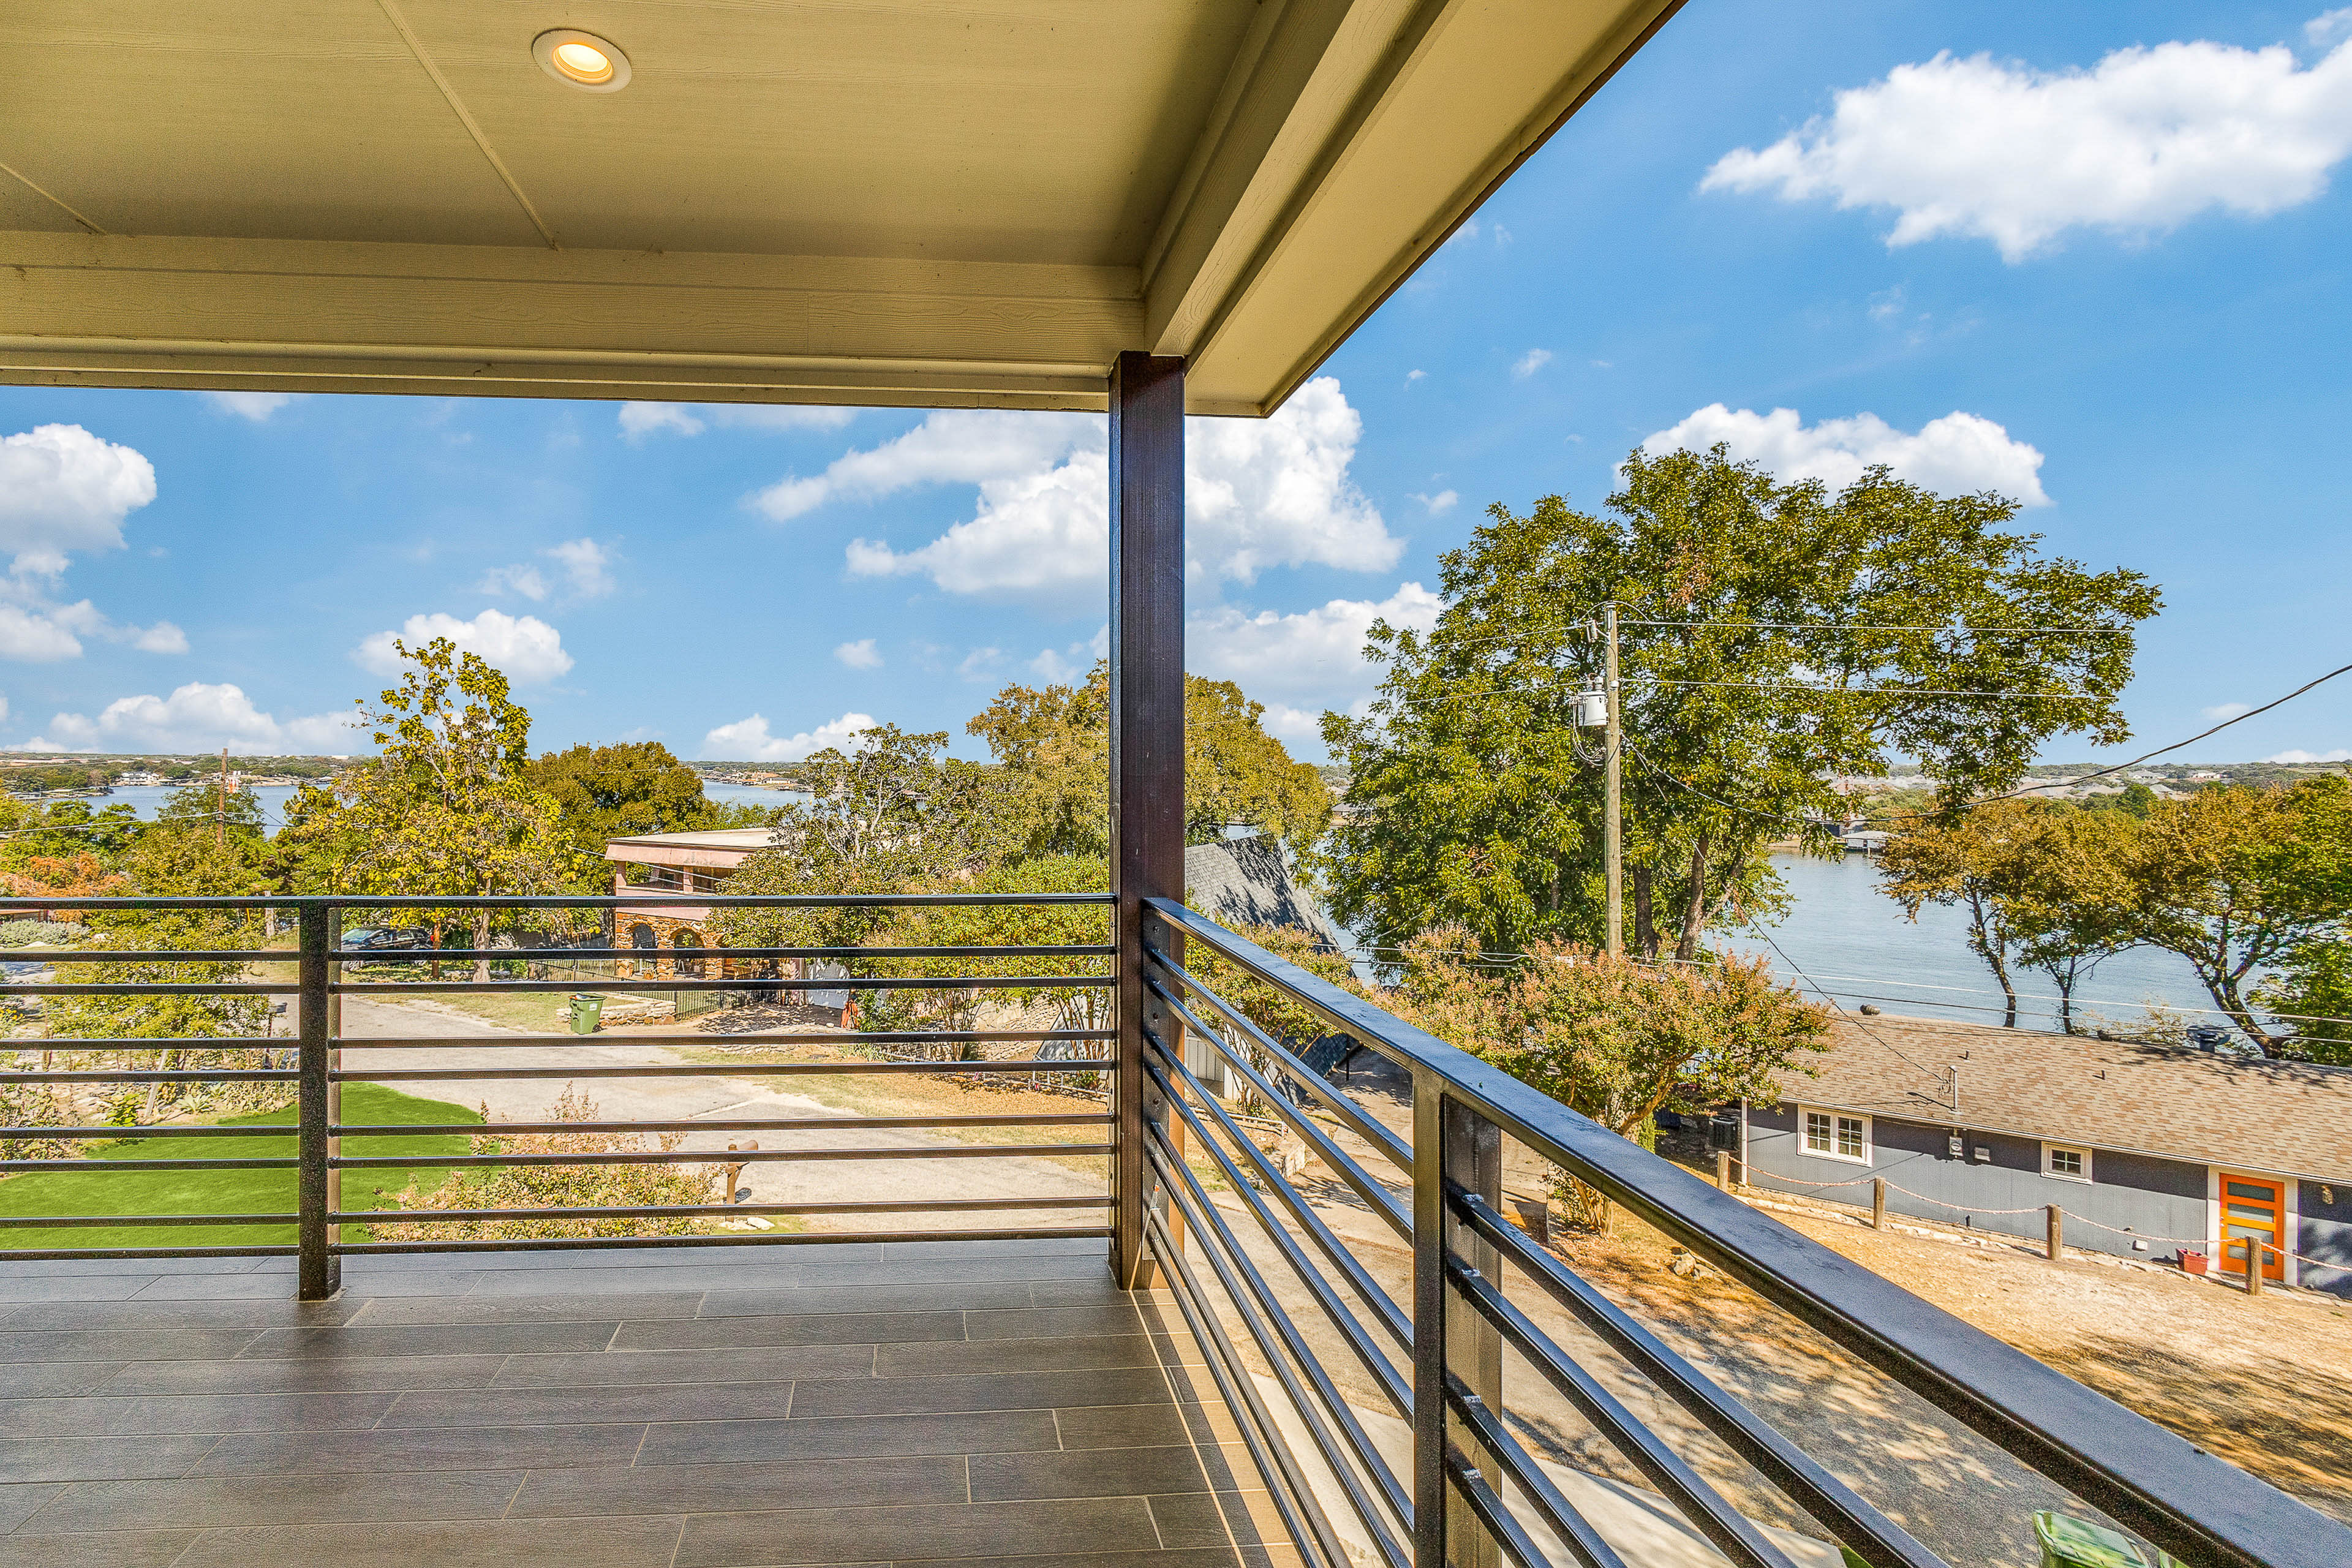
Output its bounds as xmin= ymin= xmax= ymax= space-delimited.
xmin=2 ymin=1068 xmax=298 ymax=1084
xmin=334 ymin=1114 xmax=1114 ymax=1136
xmin=0 ymin=1123 xmax=292 ymax=1139
xmin=13 ymin=951 xmax=292 ymax=964
xmin=1144 ymin=971 xmax=1411 ymax=1240
xmin=2 ymin=893 xmax=1114 ymax=910
xmin=1447 ymin=1380 xmax=1630 ymax=1568
xmin=334 ymin=1196 xmax=1109 ymax=1223
xmin=336 ymin=944 xmax=1117 ymax=962
xmin=1448 ymin=1442 xmax=1559 ymax=1568
xmin=339 ymin=1058 xmax=1114 ymax=1082
xmin=330 ymin=974 xmax=1112 ymax=994
xmin=0 ymin=1038 xmax=287 ymax=1052
xmin=0 ymin=1243 xmax=300 ymax=1261
xmin=1448 ymin=1254 xmax=1807 ymax=1568
xmin=1140 ymin=1101 xmax=1418 ymax=1540
xmin=0 ymin=1212 xmax=299 ymax=1228
xmin=1145 ymin=1133 xmax=1414 ymax=1564
xmin=1454 ymin=1191 xmax=1943 ymax=1568
xmin=337 ymin=1029 xmax=1115 ymax=1049
xmin=1143 ymin=1201 xmax=1354 ymax=1568
xmin=335 ymin=1143 xmax=1113 ymax=1168
xmin=334 ymin=1225 xmax=1112 ymax=1254
xmin=0 ymin=1156 xmax=299 ymax=1172
xmin=1143 ymin=1028 xmax=1413 ymax=1366
xmin=4 ymin=982 xmax=297 ymax=995
xmin=1144 ymin=941 xmax=1413 ymax=1172
xmin=1147 ymin=899 xmax=2352 ymax=1568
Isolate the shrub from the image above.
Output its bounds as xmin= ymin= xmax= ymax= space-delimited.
xmin=371 ymin=1087 xmax=721 ymax=1240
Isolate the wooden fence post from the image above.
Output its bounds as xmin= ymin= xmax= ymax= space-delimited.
xmin=1873 ymin=1178 xmax=1887 ymax=1231
xmin=2046 ymin=1204 xmax=2062 ymax=1262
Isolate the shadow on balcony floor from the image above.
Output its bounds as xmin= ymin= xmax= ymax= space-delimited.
xmin=0 ymin=1239 xmax=1290 ymax=1568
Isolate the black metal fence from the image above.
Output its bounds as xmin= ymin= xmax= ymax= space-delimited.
xmin=1135 ymin=900 xmax=2352 ymax=1568
xmin=0 ymin=892 xmax=1115 ymax=1300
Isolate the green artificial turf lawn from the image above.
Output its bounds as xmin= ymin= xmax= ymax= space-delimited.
xmin=0 ymin=1083 xmax=480 ymax=1250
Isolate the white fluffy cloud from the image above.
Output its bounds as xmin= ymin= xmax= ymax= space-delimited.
xmin=28 ymin=682 xmax=358 ymax=755
xmin=200 ymin=391 xmax=298 ymax=422
xmin=1411 ymin=489 xmax=1458 ymax=516
xmin=1511 ymin=349 xmax=1553 ymax=379
xmin=1702 ymin=28 xmax=2352 ymax=260
xmin=620 ymin=402 xmax=857 ymax=442
xmin=0 ymin=594 xmax=186 ymax=663
xmin=834 ymin=638 xmax=883 ymax=669
xmin=2201 ymin=701 xmax=2256 ymax=722
xmin=479 ymin=538 xmax=615 ymax=603
xmin=354 ymin=609 xmax=573 ymax=683
xmin=0 ymin=423 xmax=156 ymax=578
xmin=1638 ymin=404 xmax=2051 ymax=505
xmin=702 ymin=710 xmax=876 ymax=762
xmin=2269 ymin=748 xmax=2352 ymax=763
xmin=832 ymin=379 xmax=1398 ymax=608
xmin=1189 ymin=583 xmax=1443 ymax=744
xmin=756 ymin=412 xmax=1093 ymax=522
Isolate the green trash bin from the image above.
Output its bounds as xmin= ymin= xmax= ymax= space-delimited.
xmin=568 ymin=993 xmax=604 ymax=1035
xmin=2035 ymin=1512 xmax=2149 ymax=1568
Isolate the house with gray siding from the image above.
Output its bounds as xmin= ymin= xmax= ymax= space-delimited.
xmin=1742 ymin=1015 xmax=2352 ymax=1296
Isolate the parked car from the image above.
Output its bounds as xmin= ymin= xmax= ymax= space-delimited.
xmin=339 ymin=927 xmax=428 ymax=951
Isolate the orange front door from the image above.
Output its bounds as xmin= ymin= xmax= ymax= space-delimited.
xmin=2218 ymin=1173 xmax=2286 ymax=1280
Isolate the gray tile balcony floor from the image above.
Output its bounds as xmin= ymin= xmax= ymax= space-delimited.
xmin=0 ymin=1240 xmax=1293 ymax=1568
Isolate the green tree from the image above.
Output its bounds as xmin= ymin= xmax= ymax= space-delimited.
xmin=712 ymin=725 xmax=1018 ymax=954
xmin=2006 ymin=807 xmax=2143 ymax=1034
xmin=2122 ymin=777 xmax=2352 ymax=1055
xmin=1879 ymin=799 xmax=2059 ymax=1030
xmin=1388 ymin=927 xmax=1832 ymax=1137
xmin=529 ymin=742 xmax=716 ymax=876
xmin=855 ymin=854 xmax=1114 ymax=1050
xmin=2258 ymin=940 xmax=2352 ymax=1063
xmin=276 ymin=638 xmax=581 ymax=976
xmin=968 ymin=663 xmax=1329 ymax=861
xmin=46 ymin=789 xmax=277 ymax=1123
xmin=1321 ymin=448 xmax=2158 ymax=964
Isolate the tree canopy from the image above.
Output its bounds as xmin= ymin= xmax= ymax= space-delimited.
xmin=1321 ymin=446 xmax=2158 ymax=965
xmin=274 ymin=637 xmax=580 ymax=970
xmin=528 ymin=741 xmax=716 ymax=874
xmin=968 ymin=662 xmax=1329 ymax=861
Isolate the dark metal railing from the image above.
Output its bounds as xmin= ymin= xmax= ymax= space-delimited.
xmin=1135 ymin=899 xmax=2352 ymax=1568
xmin=0 ymin=892 xmax=1114 ymax=1297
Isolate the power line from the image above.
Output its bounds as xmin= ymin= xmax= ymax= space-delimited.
xmin=1390 ymin=616 xmax=2138 ymax=657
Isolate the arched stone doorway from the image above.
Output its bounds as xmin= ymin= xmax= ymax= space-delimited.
xmin=669 ymin=925 xmax=704 ymax=979
xmin=628 ymin=922 xmax=658 ymax=978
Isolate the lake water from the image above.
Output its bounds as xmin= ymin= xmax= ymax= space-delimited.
xmin=1722 ymin=851 xmax=2218 ymax=1031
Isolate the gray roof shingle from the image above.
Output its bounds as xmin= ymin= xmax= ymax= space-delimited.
xmin=1769 ymin=1014 xmax=2352 ymax=1181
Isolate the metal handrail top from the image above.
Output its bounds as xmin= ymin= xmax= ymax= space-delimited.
xmin=1143 ymin=897 xmax=2352 ymax=1568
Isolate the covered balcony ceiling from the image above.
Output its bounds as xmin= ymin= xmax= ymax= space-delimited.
xmin=0 ymin=0 xmax=1680 ymax=414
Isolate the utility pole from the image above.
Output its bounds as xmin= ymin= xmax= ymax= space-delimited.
xmin=1604 ymin=601 xmax=1623 ymax=957
xmin=217 ymin=747 xmax=228 ymax=852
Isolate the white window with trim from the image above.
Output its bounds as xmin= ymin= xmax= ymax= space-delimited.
xmin=1800 ymin=1107 xmax=1869 ymax=1164
xmin=2042 ymin=1143 xmax=2092 ymax=1183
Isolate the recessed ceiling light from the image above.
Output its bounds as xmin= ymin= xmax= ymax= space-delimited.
xmin=533 ymin=29 xmax=630 ymax=92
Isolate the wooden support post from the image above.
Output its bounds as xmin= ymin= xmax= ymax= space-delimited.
xmin=1109 ymin=350 xmax=1185 ymax=1291
xmin=1415 ymin=1081 xmax=1504 ymax=1568
xmin=295 ymin=902 xmax=339 ymax=1302
xmin=2241 ymin=1240 xmax=2264 ymax=1296
xmin=2046 ymin=1204 xmax=2062 ymax=1262
xmin=1715 ymin=1149 xmax=1730 ymax=1191
xmin=1873 ymin=1178 xmax=1887 ymax=1231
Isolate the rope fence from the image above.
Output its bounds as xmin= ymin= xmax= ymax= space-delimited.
xmin=1738 ymin=1167 xmax=2350 ymax=1273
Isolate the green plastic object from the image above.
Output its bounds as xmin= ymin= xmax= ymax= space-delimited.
xmin=2035 ymin=1511 xmax=2149 ymax=1568
xmin=568 ymin=993 xmax=604 ymax=1035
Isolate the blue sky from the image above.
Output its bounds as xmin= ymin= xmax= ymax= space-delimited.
xmin=2 ymin=1 xmax=2349 ymax=765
